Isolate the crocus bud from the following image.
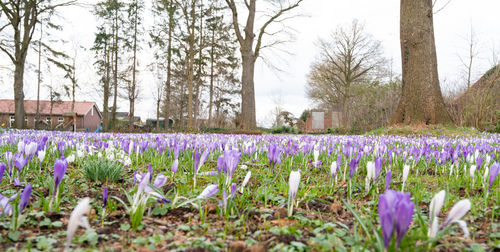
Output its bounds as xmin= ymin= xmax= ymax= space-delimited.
xmin=65 ymin=198 xmax=91 ymax=251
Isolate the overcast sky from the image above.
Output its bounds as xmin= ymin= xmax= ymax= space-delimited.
xmin=1 ymin=0 xmax=499 ymax=127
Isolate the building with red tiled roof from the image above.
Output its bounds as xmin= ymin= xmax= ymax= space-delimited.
xmin=0 ymin=99 xmax=102 ymax=131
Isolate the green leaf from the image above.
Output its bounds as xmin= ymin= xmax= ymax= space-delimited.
xmin=120 ymin=223 xmax=131 ymax=231
xmin=8 ymin=230 xmax=21 ymax=241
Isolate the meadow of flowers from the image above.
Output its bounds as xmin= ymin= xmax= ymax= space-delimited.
xmin=0 ymin=128 xmax=498 ymax=251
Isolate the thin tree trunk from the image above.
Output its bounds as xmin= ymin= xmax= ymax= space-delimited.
xmin=193 ymin=0 xmax=203 ymax=128
xmin=129 ymin=0 xmax=138 ymax=130
xmin=186 ymin=0 xmax=195 ymax=129
xmin=112 ymin=9 xmax=119 ymax=130
xmin=240 ymin=54 xmax=257 ymax=129
xmin=13 ymin=61 xmax=26 ymax=129
xmin=208 ymin=21 xmax=215 ymax=126
xmin=36 ymin=21 xmax=42 ymax=129
xmin=163 ymin=0 xmax=173 ymax=130
xmin=391 ymin=0 xmax=452 ymax=125
xmin=103 ymin=35 xmax=110 ymax=131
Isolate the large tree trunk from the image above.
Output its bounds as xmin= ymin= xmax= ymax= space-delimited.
xmin=240 ymin=54 xmax=257 ymax=129
xmin=13 ymin=61 xmax=26 ymax=129
xmin=391 ymin=0 xmax=452 ymax=125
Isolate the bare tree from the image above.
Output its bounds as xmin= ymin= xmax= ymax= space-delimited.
xmin=224 ymin=0 xmax=304 ymax=130
xmin=0 ymin=0 xmax=74 ymax=128
xmin=456 ymin=25 xmax=479 ymax=125
xmin=391 ymin=0 xmax=452 ymax=125
xmin=306 ymin=20 xmax=385 ymax=127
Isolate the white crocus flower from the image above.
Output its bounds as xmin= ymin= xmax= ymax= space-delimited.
xmin=440 ymin=199 xmax=471 ymax=238
xmin=37 ymin=149 xmax=46 ymax=163
xmin=288 ymin=170 xmax=301 ymax=217
xmin=483 ymin=166 xmax=489 ymax=184
xmin=469 ymin=165 xmax=477 ymax=184
xmin=428 ymin=190 xmax=446 ymax=238
xmin=365 ymin=161 xmax=375 ymax=193
xmin=330 ymin=162 xmax=337 ymax=180
xmin=402 ymin=164 xmax=410 ymax=191
xmin=240 ymin=171 xmax=251 ymax=193
xmin=66 ymin=154 xmax=75 ymax=164
xmin=313 ymin=148 xmax=319 ymax=163
xmin=65 ymin=198 xmax=91 ymax=251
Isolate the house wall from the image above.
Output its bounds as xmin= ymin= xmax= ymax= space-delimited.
xmin=305 ymin=110 xmax=335 ymax=133
xmin=82 ymin=105 xmax=101 ymax=131
xmin=0 ymin=114 xmax=67 ymax=129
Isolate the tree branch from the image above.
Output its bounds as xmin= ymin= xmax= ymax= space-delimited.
xmin=254 ymin=0 xmax=303 ymax=58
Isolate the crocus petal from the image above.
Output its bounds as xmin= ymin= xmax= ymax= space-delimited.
xmin=172 ymin=159 xmax=179 ymax=173
xmin=65 ymin=198 xmax=91 ymax=251
xmin=442 ymin=199 xmax=471 ymax=228
xmin=378 ymin=194 xmax=394 ymax=248
xmin=429 ymin=190 xmax=445 ymax=220
xmin=455 ymin=220 xmax=470 ymax=239
xmin=240 ymin=171 xmax=251 ymax=193
xmin=153 ymin=173 xmax=167 ymax=188
xmin=0 ymin=163 xmax=5 ymax=183
xmin=428 ymin=217 xmax=439 ymax=238
xmin=489 ymin=163 xmax=499 ymax=190
xmin=19 ymin=184 xmax=32 ymax=213
xmin=395 ymin=199 xmax=414 ymax=247
xmin=288 ymin=170 xmax=301 ymax=201
xmin=197 ymin=184 xmax=219 ymax=199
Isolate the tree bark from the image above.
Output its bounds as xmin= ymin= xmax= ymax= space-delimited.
xmin=186 ymin=0 xmax=196 ymax=129
xmin=129 ymin=0 xmax=138 ymax=130
xmin=103 ymin=35 xmax=110 ymax=131
xmin=163 ymin=0 xmax=174 ymax=130
xmin=13 ymin=61 xmax=26 ymax=129
xmin=391 ymin=0 xmax=452 ymax=125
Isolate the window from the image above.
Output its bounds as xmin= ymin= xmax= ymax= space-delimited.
xmin=9 ymin=116 xmax=14 ymax=127
xmin=24 ymin=116 xmax=28 ymax=123
xmin=45 ymin=118 xmax=51 ymax=125
xmin=58 ymin=117 xmax=64 ymax=124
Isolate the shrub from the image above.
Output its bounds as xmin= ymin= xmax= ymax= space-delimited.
xmin=82 ymin=159 xmax=124 ymax=183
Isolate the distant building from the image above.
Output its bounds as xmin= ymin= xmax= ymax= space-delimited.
xmin=108 ymin=112 xmax=142 ymax=124
xmin=146 ymin=118 xmax=173 ymax=129
xmin=305 ymin=106 xmax=342 ymax=132
xmin=0 ymin=99 xmax=102 ymax=131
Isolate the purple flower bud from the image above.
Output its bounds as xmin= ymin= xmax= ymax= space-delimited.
xmin=0 ymin=163 xmax=5 ymax=183
xmin=385 ymin=169 xmax=392 ymax=191
xmin=14 ymin=178 xmax=22 ymax=187
xmin=378 ymin=190 xmax=414 ymax=248
xmin=172 ymin=159 xmax=179 ymax=173
xmin=103 ymin=187 xmax=108 ymax=207
xmin=375 ymin=156 xmax=382 ymax=182
xmin=53 ymin=159 xmax=68 ymax=195
xmin=19 ymin=184 xmax=32 ymax=213
xmin=489 ymin=163 xmax=499 ymax=190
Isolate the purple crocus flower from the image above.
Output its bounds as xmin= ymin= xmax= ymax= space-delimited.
xmin=489 ymin=162 xmax=499 ymax=190
xmin=14 ymin=178 xmax=23 ymax=187
xmin=172 ymin=159 xmax=179 ymax=173
xmin=197 ymin=184 xmax=219 ymax=199
xmin=15 ymin=154 xmax=27 ymax=173
xmin=148 ymin=164 xmax=153 ymax=182
xmin=19 ymin=184 xmax=32 ymax=213
xmin=230 ymin=183 xmax=237 ymax=198
xmin=378 ymin=190 xmax=414 ymax=248
xmin=375 ymin=156 xmax=382 ymax=182
xmin=53 ymin=159 xmax=68 ymax=195
xmin=223 ymin=150 xmax=241 ymax=182
xmin=0 ymin=163 xmax=5 ymax=183
xmin=349 ymin=158 xmax=357 ymax=180
xmin=0 ymin=194 xmax=13 ymax=215
xmin=476 ymin=157 xmax=483 ymax=170
xmin=385 ymin=169 xmax=392 ymax=191
xmin=103 ymin=187 xmax=108 ymax=207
